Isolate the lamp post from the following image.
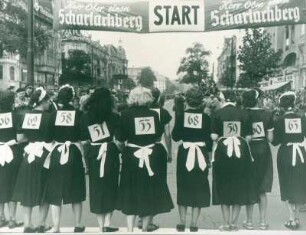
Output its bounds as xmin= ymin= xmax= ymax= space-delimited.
xmin=27 ymin=0 xmax=34 ymax=85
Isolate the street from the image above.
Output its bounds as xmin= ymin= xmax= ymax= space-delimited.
xmin=1 ymin=99 xmax=306 ymax=233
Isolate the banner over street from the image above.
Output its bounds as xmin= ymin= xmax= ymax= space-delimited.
xmin=54 ymin=0 xmax=306 ymax=33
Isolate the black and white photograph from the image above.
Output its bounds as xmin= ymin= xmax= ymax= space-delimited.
xmin=1 ymin=0 xmax=306 ymax=234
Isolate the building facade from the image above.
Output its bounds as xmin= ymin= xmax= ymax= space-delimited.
xmin=0 ymin=0 xmax=60 ymax=90
xmin=127 ymin=67 xmax=142 ymax=83
xmin=265 ymin=24 xmax=306 ymax=91
xmin=0 ymin=0 xmax=127 ymax=90
xmin=61 ymin=31 xmax=128 ymax=87
xmin=217 ymin=35 xmax=242 ymax=88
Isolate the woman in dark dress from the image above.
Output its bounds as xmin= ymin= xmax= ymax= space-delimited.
xmin=242 ymin=89 xmax=274 ymax=230
xmin=116 ymin=87 xmax=174 ymax=232
xmin=44 ymin=85 xmax=85 ymax=233
xmin=151 ymin=88 xmax=172 ymax=163
xmin=172 ymin=87 xmax=212 ymax=232
xmin=0 ymin=90 xmax=23 ymax=229
xmin=12 ymin=87 xmax=53 ymax=233
xmin=211 ymin=90 xmax=258 ymax=231
xmin=137 ymin=88 xmax=173 ymax=231
xmin=80 ymin=88 xmax=120 ymax=233
xmin=272 ymin=91 xmax=306 ymax=230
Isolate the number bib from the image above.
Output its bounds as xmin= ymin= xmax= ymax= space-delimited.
xmin=151 ymin=109 xmax=161 ymax=120
xmin=223 ymin=121 xmax=241 ymax=137
xmin=0 ymin=112 xmax=13 ymax=129
xmin=88 ymin=122 xmax=111 ymax=142
xmin=134 ymin=117 xmax=156 ymax=135
xmin=55 ymin=111 xmax=76 ymax=126
xmin=184 ymin=113 xmax=202 ymax=129
xmin=252 ymin=122 xmax=265 ymax=138
xmin=22 ymin=113 xmax=42 ymax=130
xmin=285 ymin=118 xmax=302 ymax=134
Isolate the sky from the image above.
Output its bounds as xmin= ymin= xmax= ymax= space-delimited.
xmin=90 ymin=30 xmax=242 ymax=80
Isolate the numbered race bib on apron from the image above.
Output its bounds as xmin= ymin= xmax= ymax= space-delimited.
xmin=134 ymin=117 xmax=156 ymax=135
xmin=252 ymin=122 xmax=265 ymax=138
xmin=55 ymin=111 xmax=76 ymax=127
xmin=285 ymin=118 xmax=302 ymax=134
xmin=0 ymin=112 xmax=13 ymax=129
xmin=22 ymin=113 xmax=42 ymax=130
xmin=151 ymin=109 xmax=161 ymax=120
xmin=223 ymin=121 xmax=241 ymax=137
xmin=88 ymin=122 xmax=111 ymax=142
xmin=184 ymin=113 xmax=202 ymax=129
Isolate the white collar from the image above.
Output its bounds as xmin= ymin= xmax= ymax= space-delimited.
xmin=223 ymin=102 xmax=236 ymax=108
xmin=285 ymin=111 xmax=295 ymax=114
xmin=248 ymin=107 xmax=262 ymax=110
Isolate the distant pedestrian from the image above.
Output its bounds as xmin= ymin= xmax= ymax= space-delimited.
xmin=173 ymin=92 xmax=185 ymax=115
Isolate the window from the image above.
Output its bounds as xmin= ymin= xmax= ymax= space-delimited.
xmin=302 ymin=24 xmax=306 ymax=36
xmin=0 ymin=65 xmax=3 ymax=80
xmin=291 ymin=26 xmax=295 ymax=44
xmin=22 ymin=69 xmax=27 ymax=82
xmin=0 ymin=44 xmax=3 ymax=58
xmin=10 ymin=66 xmax=15 ymax=81
xmin=285 ymin=26 xmax=290 ymax=50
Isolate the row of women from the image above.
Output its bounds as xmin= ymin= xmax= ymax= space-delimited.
xmin=0 ymin=84 xmax=306 ymax=233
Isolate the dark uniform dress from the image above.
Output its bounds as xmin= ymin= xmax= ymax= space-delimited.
xmin=151 ymin=106 xmax=172 ymax=139
xmin=80 ymin=112 xmax=120 ymax=214
xmin=116 ymin=106 xmax=174 ymax=217
xmin=172 ymin=108 xmax=212 ymax=208
xmin=247 ymin=108 xmax=274 ymax=194
xmin=0 ymin=112 xmax=22 ymax=203
xmin=44 ymin=104 xmax=86 ymax=206
xmin=211 ymin=103 xmax=258 ymax=206
xmin=151 ymin=106 xmax=172 ymax=180
xmin=273 ymin=111 xmax=306 ymax=204
xmin=12 ymin=110 xmax=53 ymax=207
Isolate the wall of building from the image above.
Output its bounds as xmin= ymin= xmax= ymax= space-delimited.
xmin=217 ymin=36 xmax=241 ymax=87
xmin=0 ymin=54 xmax=21 ymax=89
xmin=265 ymin=24 xmax=306 ymax=90
xmin=0 ymin=0 xmax=60 ymax=90
xmin=61 ymin=34 xmax=128 ymax=87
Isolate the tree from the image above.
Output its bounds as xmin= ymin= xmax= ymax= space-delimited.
xmin=138 ymin=67 xmax=156 ymax=88
xmin=126 ymin=77 xmax=136 ymax=90
xmin=219 ymin=65 xmax=236 ymax=88
xmin=164 ymin=78 xmax=177 ymax=95
xmin=177 ymin=42 xmax=211 ymax=85
xmin=238 ymin=28 xmax=282 ymax=88
xmin=60 ymin=50 xmax=93 ymax=86
xmin=0 ymin=0 xmax=52 ymax=58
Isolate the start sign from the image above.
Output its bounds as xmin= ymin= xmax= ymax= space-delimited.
xmin=149 ymin=0 xmax=205 ymax=32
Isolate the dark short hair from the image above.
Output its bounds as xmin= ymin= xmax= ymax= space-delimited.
xmin=242 ymin=89 xmax=258 ymax=108
xmin=58 ymin=87 xmax=74 ymax=105
xmin=185 ymin=87 xmax=203 ymax=108
xmin=0 ymin=90 xmax=15 ymax=112
xmin=29 ymin=88 xmax=50 ymax=107
xmin=223 ymin=90 xmax=237 ymax=103
xmin=87 ymin=88 xmax=113 ymax=123
xmin=280 ymin=94 xmax=295 ymax=109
